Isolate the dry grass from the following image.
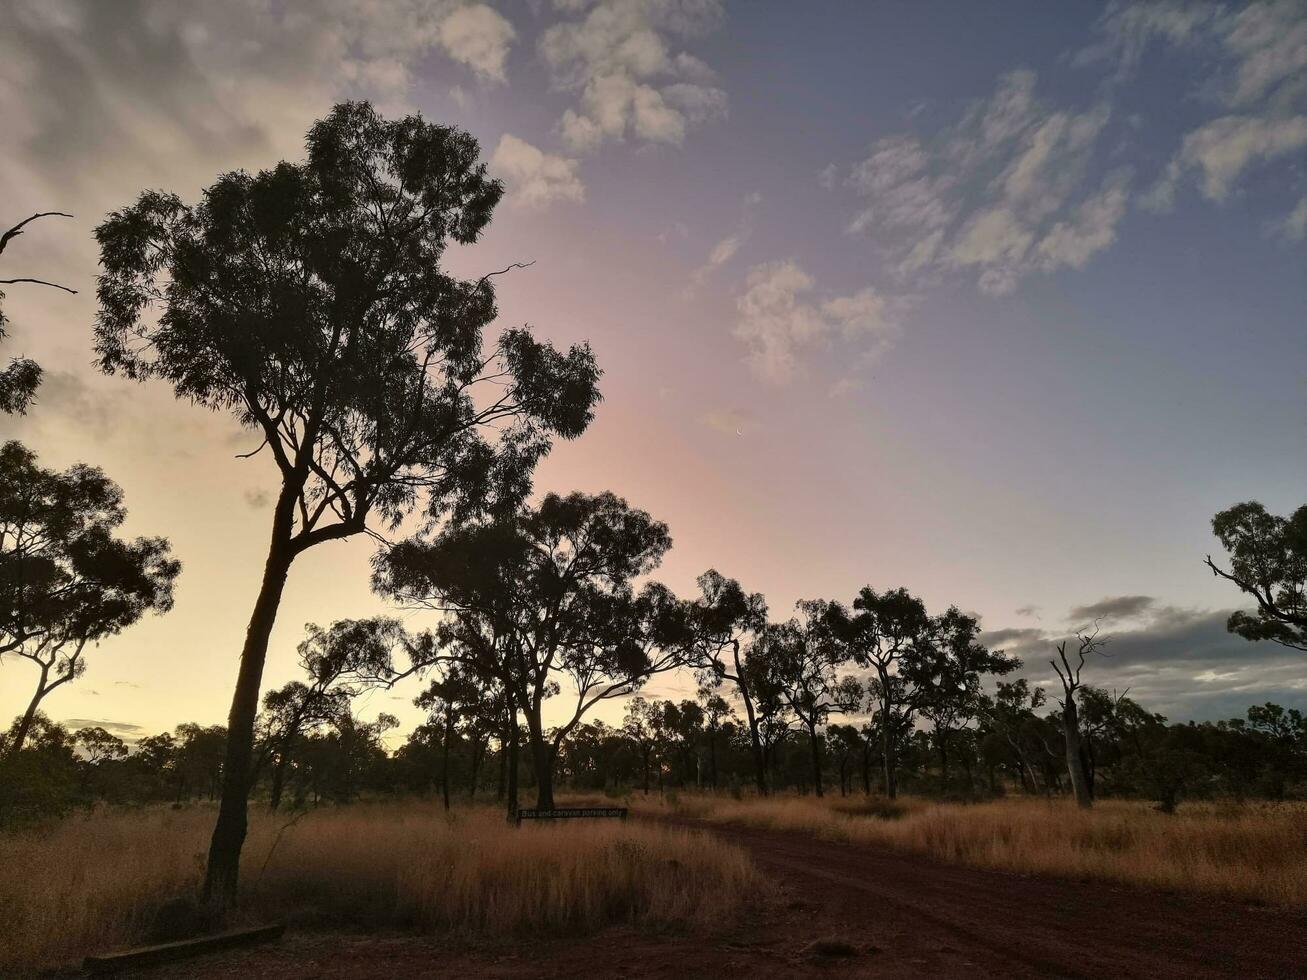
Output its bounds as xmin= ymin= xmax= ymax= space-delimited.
xmin=0 ymin=801 xmax=757 ymax=976
xmin=634 ymin=792 xmax=1307 ymax=907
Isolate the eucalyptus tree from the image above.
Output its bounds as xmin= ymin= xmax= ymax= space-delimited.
xmin=696 ymin=684 xmax=735 ymax=790
xmin=415 ymin=664 xmax=486 ymax=810
xmin=680 ymin=570 xmax=769 ymax=794
xmin=829 ymin=587 xmax=931 ymax=798
xmin=913 ymin=608 xmax=1019 ymax=786
xmin=740 ymin=632 xmax=797 ymax=787
xmin=256 ymin=617 xmax=406 ymax=810
xmin=1206 ymin=502 xmax=1306 ymax=653
xmin=0 ymin=210 xmax=74 ymax=414
xmin=375 ymin=490 xmax=681 ymax=809
xmin=0 ymin=442 xmax=180 ymax=756
xmin=94 ymin=102 xmax=600 ymax=904
xmin=759 ymin=601 xmax=861 ymax=797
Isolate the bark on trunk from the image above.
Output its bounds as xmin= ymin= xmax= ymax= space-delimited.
xmin=1062 ymin=698 xmax=1093 ymax=808
xmin=203 ymin=531 xmax=294 ymax=909
xmin=732 ymin=642 xmax=768 ymax=796
xmin=881 ymin=719 xmax=898 ymax=799
xmin=808 ymin=723 xmax=824 ymax=798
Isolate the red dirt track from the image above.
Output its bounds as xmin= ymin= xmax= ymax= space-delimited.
xmin=134 ymin=818 xmax=1307 ymax=979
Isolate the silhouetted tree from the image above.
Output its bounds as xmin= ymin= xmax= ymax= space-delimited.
xmin=1206 ymin=502 xmax=1306 ymax=652
xmin=697 ymin=685 xmax=735 ymax=790
xmin=257 ymin=618 xmax=406 ymax=810
xmin=829 ymin=587 xmax=931 ymax=798
xmin=94 ymin=102 xmax=600 ymax=906
xmin=0 ymin=442 xmax=179 ymax=756
xmin=415 ymin=664 xmax=486 ymax=810
xmin=0 ymin=210 xmax=75 ymax=414
xmin=680 ymin=570 xmax=769 ymax=794
xmin=914 ymin=608 xmax=1019 ymax=789
xmin=757 ymin=601 xmax=860 ymax=797
xmin=377 ymin=491 xmax=678 ymax=809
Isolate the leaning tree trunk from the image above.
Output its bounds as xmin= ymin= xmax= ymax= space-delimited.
xmin=6 ymin=667 xmax=49 ymax=758
xmin=1061 ymin=697 xmax=1093 ymax=809
xmin=732 ymin=644 xmax=768 ymax=796
xmin=525 ymin=714 xmax=555 ymax=810
xmin=203 ymin=524 xmax=295 ymax=909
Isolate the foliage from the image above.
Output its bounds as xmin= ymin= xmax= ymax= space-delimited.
xmin=1207 ymin=501 xmax=1307 ymax=652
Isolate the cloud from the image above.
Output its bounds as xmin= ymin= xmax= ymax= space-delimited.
xmin=1014 ymin=604 xmax=1041 ymax=618
xmin=437 ymin=4 xmax=516 ymax=83
xmin=701 ymin=406 xmax=753 ymax=436
xmin=0 ymin=0 xmax=499 ymax=220
xmin=689 ymin=192 xmax=759 ymax=286
xmin=1075 ymin=1 xmax=1220 ymax=77
xmin=61 ymin=718 xmax=144 ymax=737
xmin=539 ymin=0 xmax=728 ymax=153
xmin=1156 ymin=114 xmax=1307 ymax=204
xmin=1067 ymin=594 xmax=1156 ymax=623
xmin=839 ymin=71 xmax=1124 ymax=295
xmin=489 ymin=133 xmax=585 ymax=209
xmin=1275 ymin=195 xmax=1307 ymax=240
xmin=733 ymin=261 xmax=900 ymax=384
xmin=984 ymin=599 xmax=1307 ymax=721
xmin=243 ymin=488 xmax=272 ymax=509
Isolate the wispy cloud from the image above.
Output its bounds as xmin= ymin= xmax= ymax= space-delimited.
xmin=489 ymin=134 xmax=586 ymax=209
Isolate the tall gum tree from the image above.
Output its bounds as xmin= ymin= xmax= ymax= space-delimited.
xmin=678 ymin=570 xmax=769 ymax=794
xmin=94 ymin=102 xmax=601 ymax=907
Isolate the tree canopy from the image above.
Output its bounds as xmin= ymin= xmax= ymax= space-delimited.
xmin=1207 ymin=501 xmax=1307 ymax=653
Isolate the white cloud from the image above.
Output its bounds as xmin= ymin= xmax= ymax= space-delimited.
xmin=839 ymin=71 xmax=1124 ymax=295
xmin=733 ymin=261 xmax=899 ymax=384
xmin=1169 ymin=114 xmax=1307 ymax=201
xmin=489 ymin=134 xmax=585 ymax=209
xmin=437 ymin=4 xmax=516 ymax=83
xmin=540 ymin=0 xmax=728 ymax=153
xmin=1276 ymin=195 xmax=1307 ymax=240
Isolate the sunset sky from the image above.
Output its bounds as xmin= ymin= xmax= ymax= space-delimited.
xmin=1 ymin=0 xmax=1304 ymax=745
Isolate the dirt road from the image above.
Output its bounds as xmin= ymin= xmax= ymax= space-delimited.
xmin=136 ymin=819 xmax=1307 ymax=979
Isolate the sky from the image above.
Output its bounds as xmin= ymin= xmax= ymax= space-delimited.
xmin=1 ymin=0 xmax=1304 ymax=746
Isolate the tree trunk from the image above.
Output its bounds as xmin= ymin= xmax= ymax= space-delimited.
xmin=861 ymin=744 xmax=871 ymax=795
xmin=203 ymin=530 xmax=294 ymax=909
xmin=881 ymin=718 xmax=898 ymax=799
xmin=1061 ymin=697 xmax=1092 ymax=809
xmin=7 ymin=667 xmax=48 ymax=757
xmin=268 ymin=750 xmax=289 ymax=812
xmin=441 ymin=714 xmax=452 ymax=812
xmin=527 ymin=722 xmax=554 ymax=809
xmin=708 ymin=729 xmax=718 ymax=790
xmin=732 ymin=643 xmax=768 ymax=796
xmin=808 ymin=723 xmax=824 ymax=798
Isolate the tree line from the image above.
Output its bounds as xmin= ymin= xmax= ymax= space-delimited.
xmin=2 ymin=101 xmax=1303 ymax=919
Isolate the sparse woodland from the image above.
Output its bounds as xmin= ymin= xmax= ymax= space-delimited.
xmin=1 ymin=101 xmax=1305 ymax=974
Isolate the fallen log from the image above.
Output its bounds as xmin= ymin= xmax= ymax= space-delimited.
xmin=83 ymin=922 xmax=285 ymax=974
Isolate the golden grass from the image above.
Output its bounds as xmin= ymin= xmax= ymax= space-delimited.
xmin=0 ymin=801 xmax=757 ymax=976
xmin=633 ymin=792 xmax=1307 ymax=907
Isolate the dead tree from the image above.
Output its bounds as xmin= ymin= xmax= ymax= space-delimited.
xmin=1050 ymin=625 xmax=1107 ymax=808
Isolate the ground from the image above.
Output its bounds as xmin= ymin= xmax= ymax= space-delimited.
xmin=118 ymin=819 xmax=1307 ymax=979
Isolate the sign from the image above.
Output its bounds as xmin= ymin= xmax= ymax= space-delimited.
xmin=515 ymin=806 xmax=628 ymax=825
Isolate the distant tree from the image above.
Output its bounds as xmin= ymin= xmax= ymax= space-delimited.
xmin=680 ymin=570 xmax=769 ymax=794
xmin=740 ymin=635 xmax=796 ymax=787
xmin=977 ymin=679 xmax=1049 ymax=794
xmin=0 ymin=442 xmax=180 ymax=756
xmin=1049 ymin=626 xmax=1107 ymax=808
xmin=73 ymin=726 xmax=128 ymax=765
xmin=95 ymin=102 xmax=600 ymax=905
xmin=827 ymin=723 xmax=863 ymax=796
xmin=377 ymin=491 xmax=679 ymax=809
xmin=415 ymin=664 xmax=486 ymax=810
xmin=174 ymin=724 xmax=227 ymax=801
xmin=757 ymin=601 xmax=860 ymax=797
xmin=829 ymin=587 xmax=932 ymax=798
xmin=0 ymin=210 xmax=75 ymax=414
xmin=914 ymin=609 xmax=1020 ymax=788
xmin=1206 ymin=502 xmax=1306 ymax=653
xmin=622 ymin=696 xmax=662 ymax=794
xmin=661 ymin=699 xmax=706 ymax=787
xmin=696 ymin=684 xmax=735 ymax=790
xmin=256 ymin=618 xmax=406 ymax=810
